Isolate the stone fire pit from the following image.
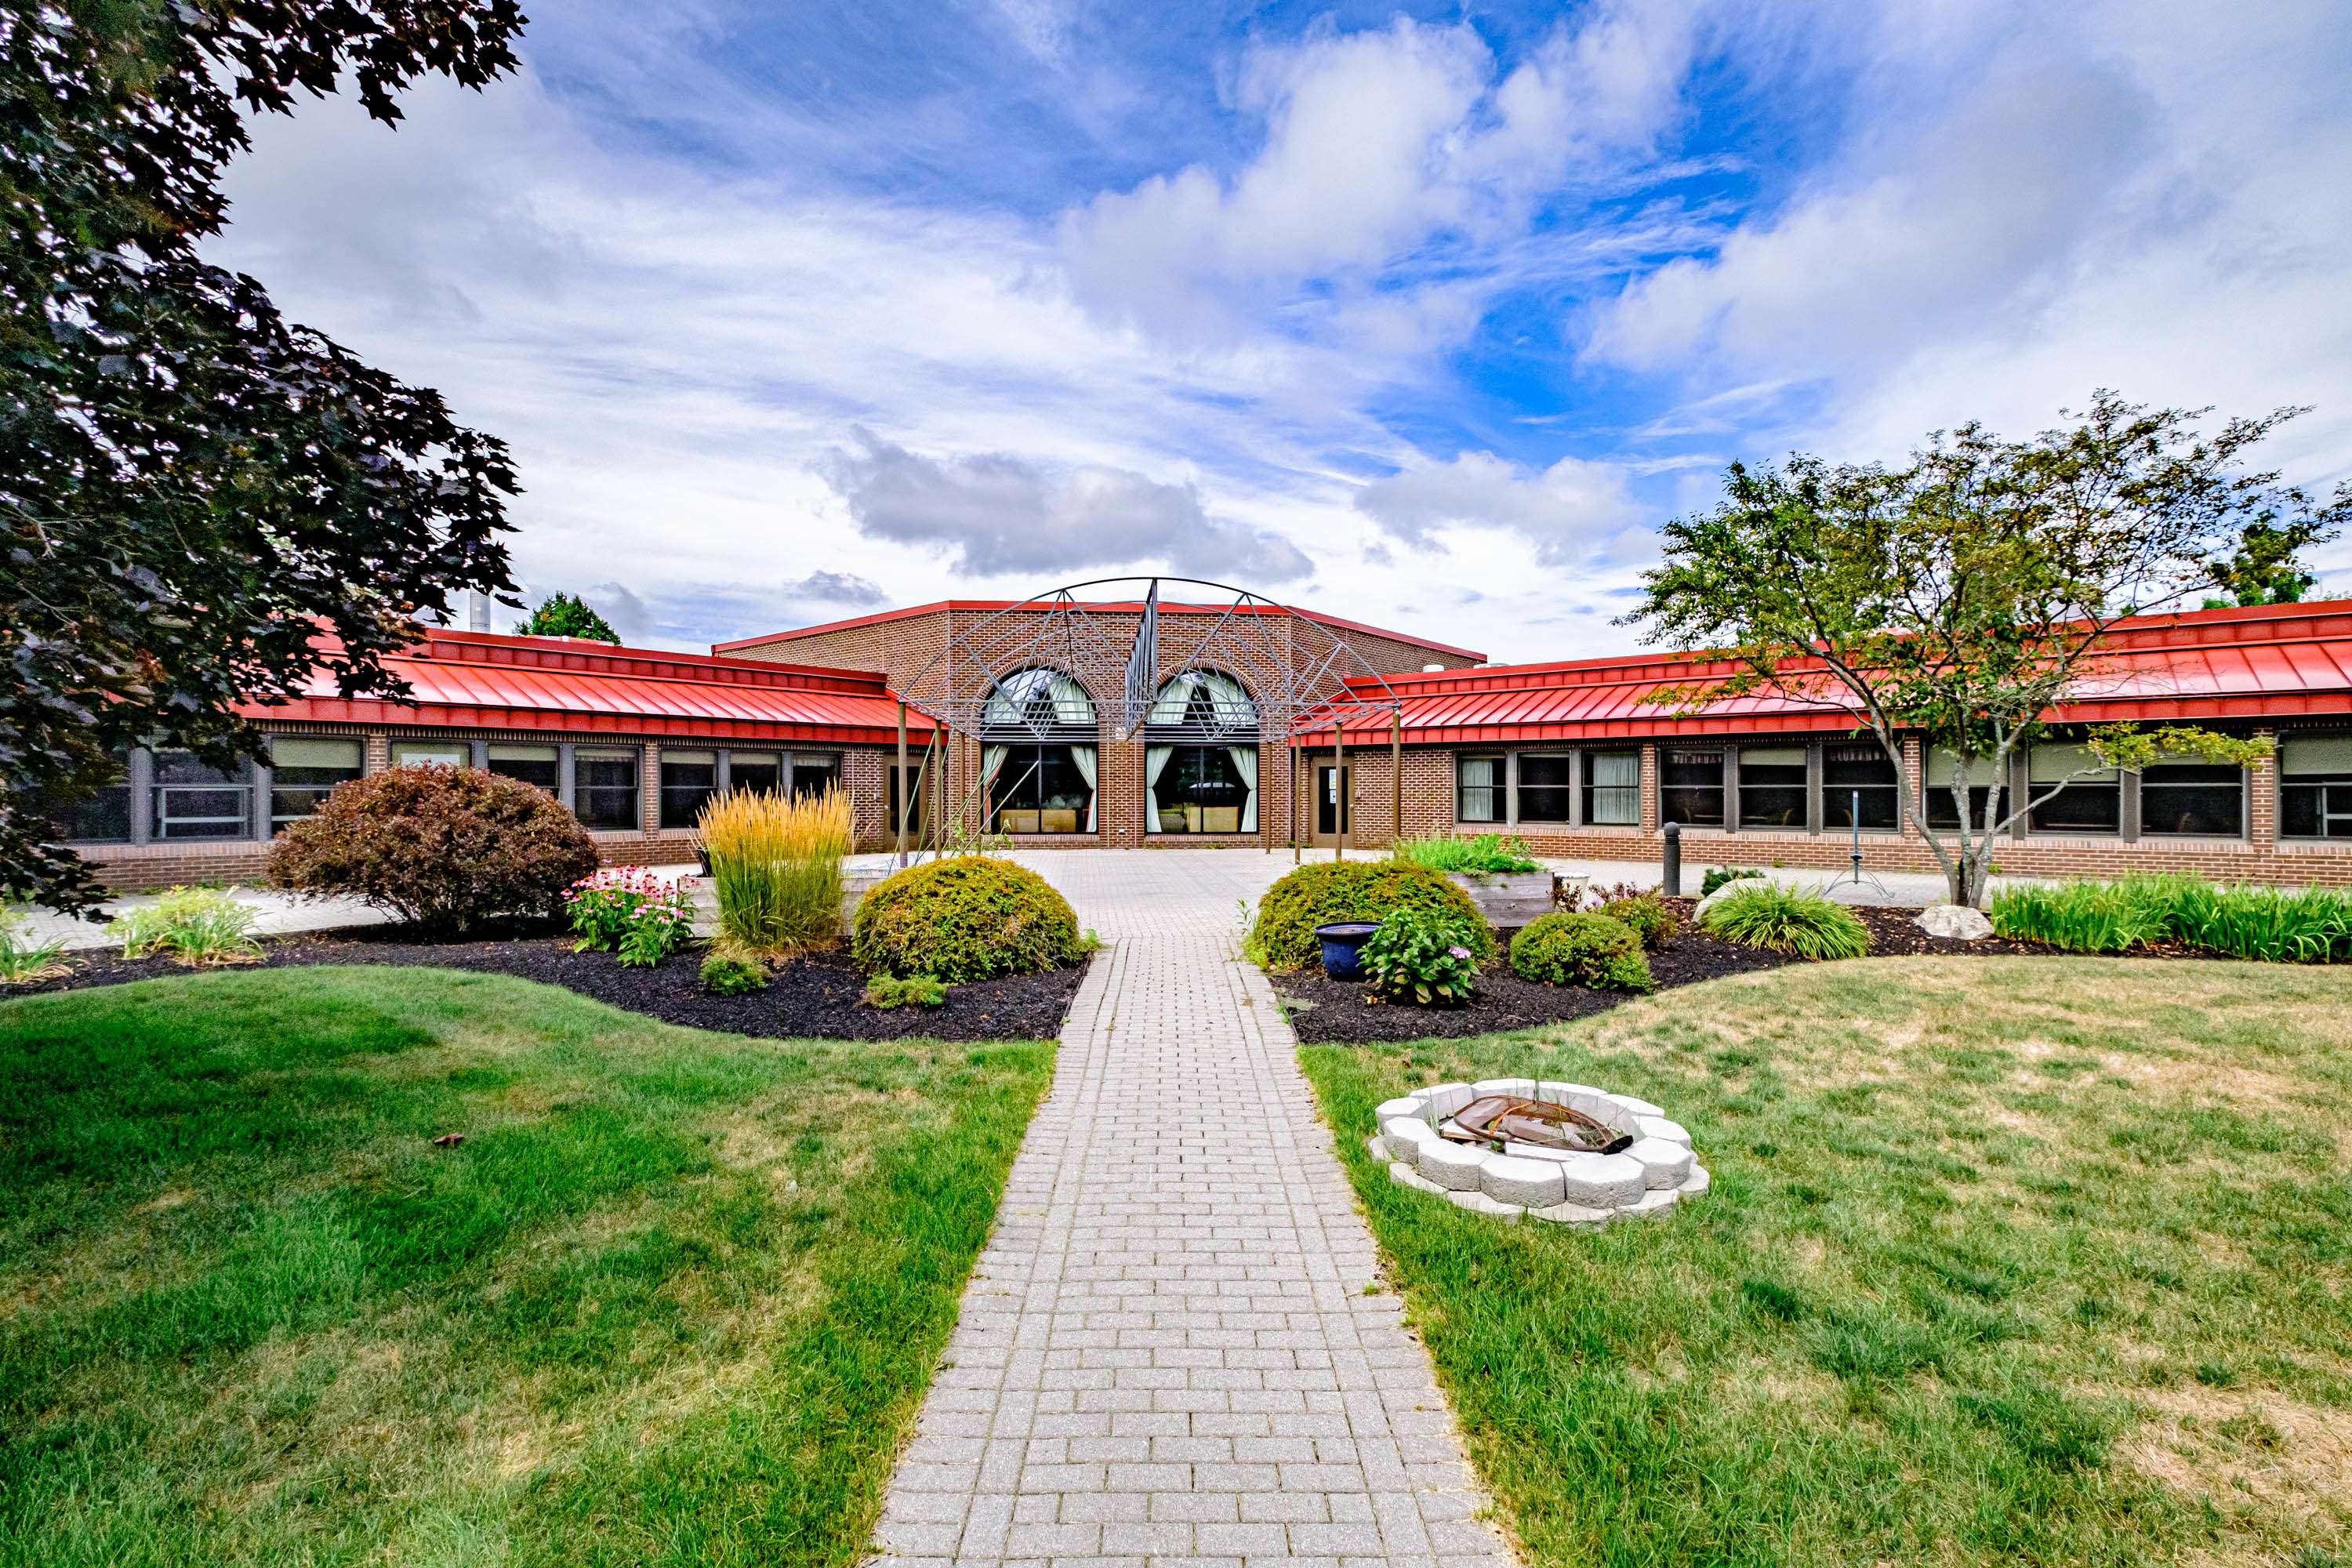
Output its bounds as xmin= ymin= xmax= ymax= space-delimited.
xmin=1370 ymin=1079 xmax=1708 ymax=1225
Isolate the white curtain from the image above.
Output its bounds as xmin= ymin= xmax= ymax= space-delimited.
xmin=1229 ymin=745 xmax=1258 ymax=832
xmin=1071 ymin=744 xmax=1098 ymax=831
xmin=1048 ymin=673 xmax=1095 ymax=726
xmin=1458 ymin=756 xmax=1497 ymax=822
xmin=1198 ymin=670 xmax=1255 ymax=733
xmin=981 ymin=745 xmax=1008 ymax=814
xmin=1591 ymin=752 xmax=1639 ymax=825
xmin=1148 ymin=678 xmax=1192 ymax=726
xmin=1145 ymin=745 xmax=1174 ymax=832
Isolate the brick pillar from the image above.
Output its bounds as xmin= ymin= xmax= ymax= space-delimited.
xmin=1639 ymin=742 xmax=1660 ymax=833
xmin=641 ymin=742 xmax=661 ymax=836
xmin=2249 ymin=728 xmax=2278 ymax=844
xmin=1900 ymin=733 xmax=1925 ymax=837
xmin=364 ymin=734 xmax=391 ymax=775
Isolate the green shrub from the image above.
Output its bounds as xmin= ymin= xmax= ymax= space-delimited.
xmin=1598 ymin=890 xmax=1681 ymax=951
xmin=1359 ymin=908 xmax=1481 ymax=1006
xmin=0 ymin=908 xmax=74 ymax=985
xmin=1700 ymin=884 xmax=1870 ymax=960
xmin=864 ymin=973 xmax=949 ymax=1009
xmin=699 ymin=950 xmax=769 ymax=995
xmin=1700 ymin=866 xmax=1766 ymax=898
xmin=1991 ymin=876 xmax=2352 ymax=961
xmin=851 ymin=856 xmax=1082 ymax=982
xmin=269 ymin=765 xmax=598 ymax=935
xmin=1392 ymin=833 xmax=1540 ymax=874
xmin=1247 ymin=860 xmax=1493 ymax=972
xmin=105 ymin=886 xmax=262 ymax=967
xmin=1510 ymin=912 xmax=1654 ymax=992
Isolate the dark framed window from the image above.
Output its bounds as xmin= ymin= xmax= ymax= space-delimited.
xmin=1824 ymin=744 xmax=1899 ymax=832
xmin=989 ymin=743 xmax=1096 ymax=833
xmin=1152 ymin=744 xmax=1254 ymax=833
xmin=728 ymin=751 xmax=782 ymax=796
xmin=1584 ymin=751 xmax=1640 ymax=826
xmin=2140 ymin=760 xmax=2244 ymax=837
xmin=790 ymin=753 xmax=841 ymax=799
xmin=1516 ymin=754 xmax=1575 ymax=823
xmin=1737 ymin=745 xmax=1807 ymax=829
xmin=390 ymin=739 xmax=467 ymax=769
xmin=2028 ymin=743 xmax=2119 ymax=834
xmin=1660 ymin=748 xmax=1723 ymax=827
xmin=487 ymin=743 xmax=560 ymax=793
xmin=152 ymin=751 xmax=249 ymax=840
xmin=1457 ymin=755 xmax=1502 ymax=823
xmin=575 ymin=746 xmax=641 ymax=829
xmin=269 ymin=736 xmax=363 ymax=828
xmin=45 ymin=751 xmax=132 ymax=843
xmin=659 ymin=748 xmax=719 ymax=829
xmin=1923 ymin=747 xmax=2000 ymax=833
xmin=2280 ymin=735 xmax=2352 ymax=840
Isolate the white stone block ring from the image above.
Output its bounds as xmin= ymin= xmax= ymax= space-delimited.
xmin=1367 ymin=1079 xmax=1709 ymax=1225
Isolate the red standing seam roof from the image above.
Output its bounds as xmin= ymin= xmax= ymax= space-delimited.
xmin=1299 ymin=601 xmax=2352 ymax=745
xmin=240 ymin=630 xmax=938 ymax=746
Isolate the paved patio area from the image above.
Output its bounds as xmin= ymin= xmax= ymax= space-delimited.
xmin=868 ymin=849 xmax=1512 ymax=1568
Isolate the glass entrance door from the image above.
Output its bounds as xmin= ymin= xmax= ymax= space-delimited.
xmin=1314 ymin=765 xmax=1351 ymax=841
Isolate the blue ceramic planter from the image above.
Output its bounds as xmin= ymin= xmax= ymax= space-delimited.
xmin=1312 ymin=921 xmax=1381 ymax=981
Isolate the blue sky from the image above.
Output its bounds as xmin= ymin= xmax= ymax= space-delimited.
xmin=211 ymin=0 xmax=2352 ymax=659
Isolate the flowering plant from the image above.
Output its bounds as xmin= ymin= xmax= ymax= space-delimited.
xmin=1359 ymin=907 xmax=1481 ymax=1007
xmin=566 ymin=867 xmax=697 ymax=967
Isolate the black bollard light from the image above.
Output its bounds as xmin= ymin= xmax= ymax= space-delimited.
xmin=1661 ymin=821 xmax=1681 ymax=897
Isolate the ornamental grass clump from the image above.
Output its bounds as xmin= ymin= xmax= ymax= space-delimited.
xmin=0 ymin=909 xmax=74 ymax=985
xmin=1509 ymin=912 xmax=1653 ymax=992
xmin=1359 ymin=908 xmax=1481 ymax=1006
xmin=1699 ymin=883 xmax=1870 ymax=961
xmin=698 ymin=786 xmax=852 ymax=956
xmin=1391 ymin=833 xmax=1541 ymax=875
xmin=852 ymin=856 xmax=1083 ymax=982
xmin=1991 ymin=875 xmax=2352 ymax=961
xmin=105 ymin=886 xmax=262 ymax=967
xmin=1987 ymin=878 xmax=2173 ymax=954
xmin=1247 ymin=860 xmax=1493 ymax=972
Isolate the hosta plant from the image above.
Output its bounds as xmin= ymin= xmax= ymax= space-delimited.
xmin=1359 ymin=908 xmax=1481 ymax=1006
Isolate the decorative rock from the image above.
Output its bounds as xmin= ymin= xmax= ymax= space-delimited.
xmin=1390 ymin=1162 xmax=1446 ymax=1196
xmin=1366 ymin=1134 xmax=1389 ymax=1164
xmin=1612 ymin=1093 xmax=1665 ymax=1118
xmin=1374 ymin=1095 xmax=1432 ymax=1124
xmin=1445 ymin=1189 xmax=1523 ymax=1221
xmin=1381 ymin=1117 xmax=1441 ymax=1163
xmin=1916 ymin=903 xmax=1994 ymax=940
xmin=1678 ymin=1165 xmax=1711 ymax=1197
xmin=1417 ymin=1139 xmax=1488 ymax=1192
xmin=1528 ymin=1200 xmax=1613 ymax=1228
xmin=1622 ymin=1189 xmax=1680 ymax=1221
xmin=1555 ymin=1152 xmax=1646 ymax=1209
xmin=1479 ymin=1154 xmax=1566 ymax=1208
xmin=1536 ymin=1080 xmax=1606 ymax=1107
xmin=1421 ymin=1082 xmax=1477 ymax=1119
xmin=1472 ymin=1077 xmax=1537 ymax=1100
xmin=1637 ymin=1116 xmax=1692 ymax=1146
xmin=1624 ymin=1136 xmax=1695 ymax=1190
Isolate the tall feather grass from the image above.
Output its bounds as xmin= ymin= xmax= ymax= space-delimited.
xmin=697 ymin=787 xmax=852 ymax=957
xmin=1991 ymin=875 xmax=2352 ymax=962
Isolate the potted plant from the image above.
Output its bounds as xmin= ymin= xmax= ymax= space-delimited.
xmin=1312 ymin=920 xmax=1381 ymax=981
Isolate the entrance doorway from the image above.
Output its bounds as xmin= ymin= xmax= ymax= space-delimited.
xmin=1312 ymin=764 xmax=1352 ymax=844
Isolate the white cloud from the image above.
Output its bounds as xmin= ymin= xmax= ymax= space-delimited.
xmin=822 ymin=428 xmax=1313 ymax=582
xmin=1353 ymin=451 xmax=1644 ymax=566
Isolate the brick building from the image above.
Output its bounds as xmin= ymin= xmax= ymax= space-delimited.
xmin=49 ymin=596 xmax=2352 ymax=891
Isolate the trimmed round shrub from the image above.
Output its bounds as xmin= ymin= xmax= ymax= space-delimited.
xmin=1698 ymin=883 xmax=1869 ymax=961
xmin=1598 ymin=890 xmax=1681 ymax=951
xmin=1510 ymin=912 xmax=1654 ymax=993
xmin=269 ymin=765 xmax=598 ymax=935
xmin=852 ymin=855 xmax=1083 ymax=982
xmin=1248 ymin=860 xmax=1493 ymax=972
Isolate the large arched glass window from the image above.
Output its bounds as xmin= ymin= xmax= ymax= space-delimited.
xmin=1144 ymin=671 xmax=1259 ymax=833
xmin=980 ymin=668 xmax=1099 ymax=833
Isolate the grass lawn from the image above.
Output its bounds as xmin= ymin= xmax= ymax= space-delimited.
xmin=1301 ymin=956 xmax=2352 ymax=1568
xmin=0 ymin=967 xmax=1052 ymax=1568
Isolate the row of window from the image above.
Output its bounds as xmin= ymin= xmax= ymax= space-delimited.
xmin=1456 ymin=735 xmax=2352 ymax=841
xmin=46 ymin=738 xmax=842 ymax=844
xmin=976 ymin=742 xmax=1260 ymax=835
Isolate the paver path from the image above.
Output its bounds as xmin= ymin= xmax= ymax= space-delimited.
xmin=871 ymin=850 xmax=1512 ymax=1568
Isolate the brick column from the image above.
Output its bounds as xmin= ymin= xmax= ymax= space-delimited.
xmin=1900 ymin=734 xmax=1924 ymax=836
xmin=1639 ymin=742 xmax=1660 ymax=833
xmin=363 ymin=735 xmax=391 ymax=775
xmin=641 ymin=742 xmax=661 ymax=836
xmin=2249 ymin=728 xmax=2278 ymax=844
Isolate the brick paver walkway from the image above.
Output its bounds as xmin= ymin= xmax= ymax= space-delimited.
xmin=871 ymin=850 xmax=1512 ymax=1568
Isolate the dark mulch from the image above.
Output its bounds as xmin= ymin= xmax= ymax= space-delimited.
xmin=13 ymin=924 xmax=1088 ymax=1042
xmin=1276 ymin=898 xmax=2196 ymax=1044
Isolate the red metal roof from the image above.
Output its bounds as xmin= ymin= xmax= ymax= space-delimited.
xmin=245 ymin=630 xmax=937 ymax=745
xmin=714 ymin=598 xmax=1488 ymax=664
xmin=1304 ymin=601 xmax=2352 ymax=745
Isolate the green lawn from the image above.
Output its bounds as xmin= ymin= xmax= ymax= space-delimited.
xmin=1301 ymin=957 xmax=2352 ymax=1568
xmin=0 ymin=967 xmax=1052 ymax=1568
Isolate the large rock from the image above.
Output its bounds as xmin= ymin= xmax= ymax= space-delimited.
xmin=1916 ymin=903 xmax=1994 ymax=940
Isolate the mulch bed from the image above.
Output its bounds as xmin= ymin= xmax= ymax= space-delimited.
xmin=1276 ymin=898 xmax=2197 ymax=1044
xmin=13 ymin=922 xmax=1088 ymax=1043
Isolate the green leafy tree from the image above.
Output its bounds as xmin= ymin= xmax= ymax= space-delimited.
xmin=2 ymin=2 xmax=528 ymax=913
xmin=517 ymin=592 xmax=621 ymax=643
xmin=1630 ymin=394 xmax=2350 ymax=907
xmin=2202 ymin=514 xmax=2335 ymax=607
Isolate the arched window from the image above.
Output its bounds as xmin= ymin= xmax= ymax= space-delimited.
xmin=980 ymin=668 xmax=1098 ymax=834
xmin=1144 ymin=670 xmax=1260 ymax=834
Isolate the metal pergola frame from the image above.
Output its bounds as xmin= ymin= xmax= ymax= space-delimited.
xmin=888 ymin=576 xmax=1407 ymax=864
